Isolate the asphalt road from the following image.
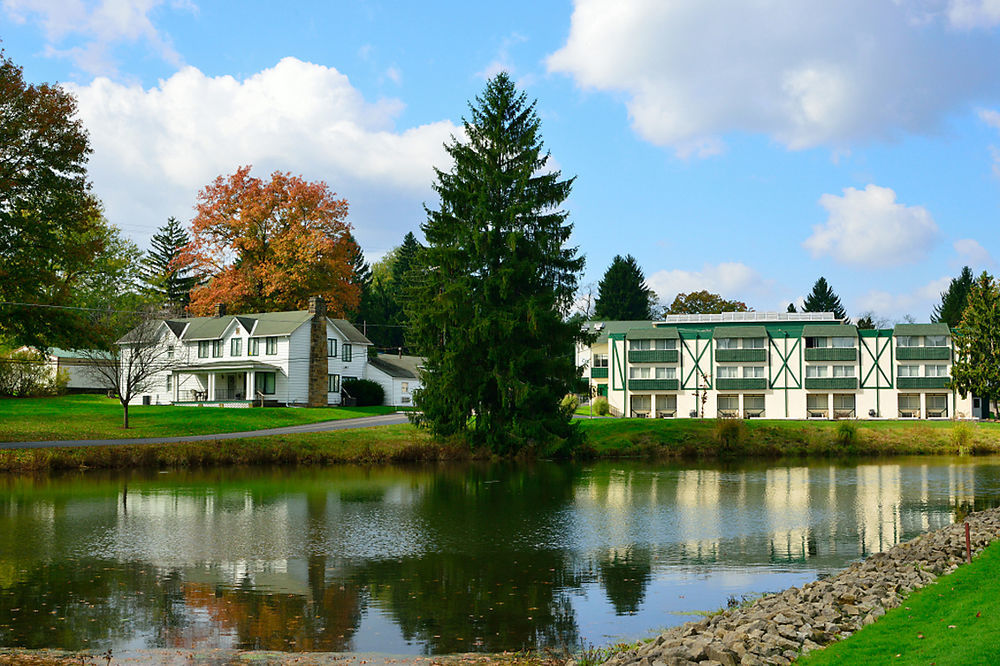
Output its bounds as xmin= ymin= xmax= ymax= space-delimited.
xmin=0 ymin=413 xmax=410 ymax=449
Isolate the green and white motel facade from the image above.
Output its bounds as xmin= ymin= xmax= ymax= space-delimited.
xmin=577 ymin=312 xmax=977 ymax=420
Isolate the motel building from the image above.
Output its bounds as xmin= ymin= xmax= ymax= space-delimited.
xmin=576 ymin=312 xmax=977 ymax=420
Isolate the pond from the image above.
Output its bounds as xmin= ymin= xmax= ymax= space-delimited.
xmin=1 ymin=457 xmax=999 ymax=655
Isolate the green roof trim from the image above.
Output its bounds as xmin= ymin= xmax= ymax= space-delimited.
xmin=801 ymin=324 xmax=859 ymax=337
xmin=894 ymin=323 xmax=951 ymax=336
xmin=626 ymin=327 xmax=679 ymax=339
xmin=713 ymin=325 xmax=767 ymax=339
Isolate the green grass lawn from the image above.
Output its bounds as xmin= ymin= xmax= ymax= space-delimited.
xmin=0 ymin=394 xmax=396 ymax=442
xmin=799 ymin=540 xmax=1000 ymax=665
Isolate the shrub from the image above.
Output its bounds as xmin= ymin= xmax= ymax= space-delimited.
xmin=342 ymin=378 xmax=385 ymax=406
xmin=592 ymin=396 xmax=610 ymax=416
xmin=835 ymin=420 xmax=859 ymax=446
xmin=713 ymin=417 xmax=745 ymax=454
xmin=953 ymin=421 xmax=972 ymax=454
xmin=560 ymin=393 xmax=580 ymax=415
xmin=0 ymin=349 xmax=67 ymax=397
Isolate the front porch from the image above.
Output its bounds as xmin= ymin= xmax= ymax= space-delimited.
xmin=169 ymin=361 xmax=284 ymax=407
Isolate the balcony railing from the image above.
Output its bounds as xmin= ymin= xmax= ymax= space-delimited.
xmin=716 ymin=377 xmax=767 ymax=391
xmin=804 ymin=348 xmax=857 ymax=362
xmin=591 ymin=367 xmax=608 ymax=379
xmin=897 ymin=376 xmax=950 ymax=389
xmin=628 ymin=379 xmax=679 ymax=391
xmin=715 ymin=349 xmax=767 ymax=363
xmin=804 ymin=377 xmax=858 ymax=390
xmin=896 ymin=347 xmax=950 ymax=361
xmin=628 ymin=349 xmax=679 ymax=363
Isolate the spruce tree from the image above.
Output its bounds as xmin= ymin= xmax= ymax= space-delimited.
xmin=951 ymin=271 xmax=1000 ymax=418
xmin=140 ymin=217 xmax=199 ymax=312
xmin=593 ymin=254 xmax=655 ymax=320
xmin=932 ymin=266 xmax=974 ymax=327
xmin=802 ymin=277 xmax=847 ymax=321
xmin=407 ymin=73 xmax=584 ymax=453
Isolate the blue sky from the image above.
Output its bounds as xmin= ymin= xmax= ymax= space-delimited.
xmin=4 ymin=0 xmax=1000 ymax=321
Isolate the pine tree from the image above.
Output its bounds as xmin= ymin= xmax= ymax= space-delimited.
xmin=593 ymin=255 xmax=655 ymax=320
xmin=802 ymin=277 xmax=847 ymax=321
xmin=951 ymin=271 xmax=1000 ymax=418
xmin=932 ymin=266 xmax=974 ymax=327
xmin=786 ymin=303 xmax=797 ymax=313
xmin=407 ymin=73 xmax=584 ymax=453
xmin=140 ymin=217 xmax=199 ymax=312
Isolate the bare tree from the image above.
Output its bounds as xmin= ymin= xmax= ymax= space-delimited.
xmin=575 ymin=282 xmax=597 ymax=318
xmin=82 ymin=310 xmax=174 ymax=429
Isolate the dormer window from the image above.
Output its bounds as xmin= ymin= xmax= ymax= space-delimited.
xmin=328 ymin=338 xmax=338 ymax=357
xmin=231 ymin=338 xmax=242 ymax=356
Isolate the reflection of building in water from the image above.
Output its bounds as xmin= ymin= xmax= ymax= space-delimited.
xmin=765 ymin=467 xmax=810 ymax=561
xmin=675 ymin=470 xmax=720 ymax=560
xmin=856 ymin=464 xmax=901 ymax=555
xmin=948 ymin=464 xmax=976 ymax=511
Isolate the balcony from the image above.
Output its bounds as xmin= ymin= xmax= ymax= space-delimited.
xmin=804 ymin=347 xmax=857 ymax=362
xmin=628 ymin=349 xmax=679 ymax=363
xmin=716 ymin=377 xmax=767 ymax=391
xmin=898 ymin=376 xmax=950 ymax=389
xmin=591 ymin=367 xmax=608 ymax=379
xmin=628 ymin=379 xmax=679 ymax=391
xmin=715 ymin=349 xmax=767 ymax=363
xmin=896 ymin=347 xmax=950 ymax=361
xmin=804 ymin=377 xmax=858 ymax=390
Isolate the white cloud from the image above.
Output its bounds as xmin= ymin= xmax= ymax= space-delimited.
xmin=803 ymin=185 xmax=939 ymax=266
xmin=65 ymin=57 xmax=459 ymax=254
xmin=947 ymin=0 xmax=1000 ymax=28
xmin=856 ymin=276 xmax=951 ymax=321
xmin=954 ymin=238 xmax=997 ymax=267
xmin=647 ymin=262 xmax=773 ymax=306
xmin=547 ymin=0 xmax=1000 ymax=154
xmin=2 ymin=0 xmax=192 ymax=75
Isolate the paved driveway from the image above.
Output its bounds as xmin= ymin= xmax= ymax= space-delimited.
xmin=0 ymin=413 xmax=410 ymax=449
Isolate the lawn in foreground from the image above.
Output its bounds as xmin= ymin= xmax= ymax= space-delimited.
xmin=799 ymin=540 xmax=1000 ymax=665
xmin=0 ymin=394 xmax=396 ymax=442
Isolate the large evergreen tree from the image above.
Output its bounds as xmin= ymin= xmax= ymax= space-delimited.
xmin=802 ymin=277 xmax=847 ymax=320
xmin=407 ymin=73 xmax=584 ymax=453
xmin=140 ymin=217 xmax=199 ymax=312
xmin=932 ymin=265 xmax=974 ymax=327
xmin=951 ymin=271 xmax=1000 ymax=418
xmin=593 ymin=255 xmax=655 ymax=320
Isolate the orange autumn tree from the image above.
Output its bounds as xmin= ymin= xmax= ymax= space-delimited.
xmin=180 ymin=166 xmax=360 ymax=316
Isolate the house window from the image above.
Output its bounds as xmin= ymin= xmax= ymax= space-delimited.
xmin=166 ymin=375 xmax=172 ymax=391
xmin=897 ymin=336 xmax=919 ymax=347
xmin=167 ymin=346 xmax=174 ymax=359
xmin=231 ymin=338 xmax=242 ymax=357
xmin=198 ymin=341 xmax=209 ymax=358
xmin=212 ymin=340 xmax=223 ymax=358
xmin=832 ymin=337 xmax=855 ymax=348
xmin=806 ymin=365 xmax=828 ymax=378
xmin=717 ymin=338 xmax=738 ymax=349
xmin=743 ymin=338 xmax=765 ymax=349
xmin=898 ymin=365 xmax=921 ymax=377
xmin=655 ymin=367 xmax=676 ymax=379
xmin=926 ymin=364 xmax=948 ymax=377
xmin=926 ymin=335 xmax=947 ymax=347
xmin=805 ymin=337 xmax=828 ymax=348
xmin=630 ymin=366 xmax=651 ymax=379
xmin=593 ymin=353 xmax=609 ymax=368
xmin=717 ymin=366 xmax=738 ymax=378
xmin=254 ymin=372 xmax=275 ymax=395
xmin=832 ymin=365 xmax=855 ymax=377
xmin=343 ymin=344 xmax=352 ymax=362
xmin=328 ymin=338 xmax=337 ymax=357
xmin=401 ymin=382 xmax=409 ymax=393
xmin=743 ymin=366 xmax=764 ymax=378
xmin=328 ymin=374 xmax=340 ymax=393
xmin=249 ymin=338 xmax=259 ymax=356
xmin=265 ymin=337 xmax=277 ymax=355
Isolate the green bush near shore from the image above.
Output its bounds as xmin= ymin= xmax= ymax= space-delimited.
xmin=799 ymin=540 xmax=1000 ymax=665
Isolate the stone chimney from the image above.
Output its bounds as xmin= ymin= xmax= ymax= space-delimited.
xmin=308 ymin=295 xmax=327 ymax=407
xmin=214 ymin=303 xmax=227 ymax=317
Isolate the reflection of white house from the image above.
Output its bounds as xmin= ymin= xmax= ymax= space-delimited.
xmin=366 ymin=354 xmax=424 ymax=407
xmin=120 ymin=297 xmax=372 ymax=407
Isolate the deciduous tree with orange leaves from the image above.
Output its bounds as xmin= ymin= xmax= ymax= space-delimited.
xmin=180 ymin=166 xmax=360 ymax=316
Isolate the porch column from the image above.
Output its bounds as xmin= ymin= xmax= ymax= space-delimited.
xmin=920 ymin=392 xmax=927 ymax=420
xmin=208 ymin=373 xmax=216 ymax=401
xmin=828 ymin=392 xmax=834 ymax=419
xmin=248 ymin=370 xmax=255 ymax=401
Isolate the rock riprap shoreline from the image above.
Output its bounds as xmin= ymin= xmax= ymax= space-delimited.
xmin=597 ymin=508 xmax=1000 ymax=666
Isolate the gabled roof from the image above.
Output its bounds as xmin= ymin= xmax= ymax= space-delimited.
xmin=330 ymin=319 xmax=372 ymax=345
xmin=370 ymin=354 xmax=425 ymax=379
xmin=164 ymin=320 xmax=188 ymax=338
xmin=802 ymin=324 xmax=859 ymax=337
xmin=627 ymin=327 xmax=679 ymax=339
xmin=894 ymin=323 xmax=951 ymax=336
xmin=713 ymin=325 xmax=768 ymax=339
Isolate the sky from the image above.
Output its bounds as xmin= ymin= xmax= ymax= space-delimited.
xmin=4 ymin=0 xmax=1000 ymax=321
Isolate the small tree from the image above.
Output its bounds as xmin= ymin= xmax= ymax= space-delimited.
xmin=665 ymin=290 xmax=749 ymax=315
xmin=932 ymin=266 xmax=975 ymax=327
xmin=951 ymin=271 xmax=1000 ymax=419
xmin=802 ymin=277 xmax=847 ymax=321
xmin=82 ymin=310 xmax=174 ymax=428
xmin=594 ymin=255 xmax=656 ymax=320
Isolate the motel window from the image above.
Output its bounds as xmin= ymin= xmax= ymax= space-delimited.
xmin=718 ymin=395 xmax=739 ymax=412
xmin=832 ymin=337 xmax=855 ymax=348
xmin=198 ymin=341 xmax=209 ymax=358
xmin=630 ymin=367 xmax=651 ymax=379
xmin=212 ymin=340 xmax=223 ymax=358
xmin=328 ymin=374 xmax=340 ymax=393
xmin=743 ymin=338 xmax=765 ymax=349
xmin=744 ymin=395 xmax=764 ymax=412
xmin=926 ymin=335 xmax=947 ymax=347
xmin=926 ymin=364 xmax=948 ymax=377
xmin=897 ymin=336 xmax=919 ymax=347
xmin=249 ymin=338 xmax=260 ymax=356
xmin=656 ymin=395 xmax=677 ymax=412
xmin=655 ymin=339 xmax=677 ymax=350
xmin=630 ymin=339 xmax=651 ymax=351
xmin=630 ymin=395 xmax=651 ymax=413
xmin=898 ymin=365 xmax=921 ymax=377
xmin=593 ymin=353 xmax=609 ymax=368
xmin=927 ymin=394 xmax=948 ymax=415
xmin=328 ymin=338 xmax=337 ymax=357
xmin=805 ymin=337 xmax=827 ymax=348
xmin=265 ymin=337 xmax=277 ymax=355
xmin=655 ymin=367 xmax=676 ymax=379
xmin=231 ymin=338 xmax=242 ymax=357
xmin=743 ymin=366 xmax=765 ymax=378
xmin=717 ymin=338 xmax=738 ymax=349
xmin=254 ymin=372 xmax=275 ymax=395
xmin=343 ymin=344 xmax=352 ymax=362
xmin=805 ymin=365 xmax=828 ymax=378
xmin=832 ymin=365 xmax=855 ymax=378
xmin=898 ymin=394 xmax=920 ymax=412
xmin=716 ymin=366 xmax=738 ymax=378
xmin=807 ymin=394 xmax=828 ymax=410
xmin=834 ymin=394 xmax=856 ymax=413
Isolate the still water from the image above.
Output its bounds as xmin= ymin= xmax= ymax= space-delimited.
xmin=1 ymin=458 xmax=999 ymax=654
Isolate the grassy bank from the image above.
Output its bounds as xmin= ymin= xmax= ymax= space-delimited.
xmin=799 ymin=540 xmax=1000 ymax=665
xmin=0 ymin=394 xmax=396 ymax=442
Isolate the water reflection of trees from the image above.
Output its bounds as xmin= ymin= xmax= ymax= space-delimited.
xmin=597 ymin=546 xmax=652 ymax=616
